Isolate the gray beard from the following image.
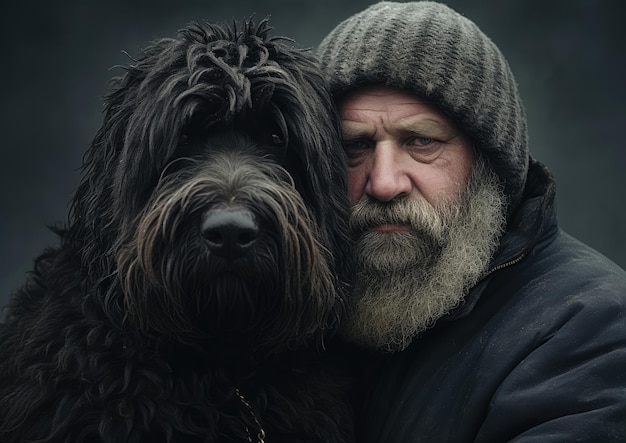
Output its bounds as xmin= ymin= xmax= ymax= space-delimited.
xmin=341 ymin=158 xmax=507 ymax=353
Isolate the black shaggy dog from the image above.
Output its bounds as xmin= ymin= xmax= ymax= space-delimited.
xmin=0 ymin=19 xmax=353 ymax=443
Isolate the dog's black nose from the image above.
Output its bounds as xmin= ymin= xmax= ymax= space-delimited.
xmin=200 ymin=208 xmax=259 ymax=259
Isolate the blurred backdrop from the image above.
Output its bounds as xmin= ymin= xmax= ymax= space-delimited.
xmin=1 ymin=0 xmax=625 ymax=308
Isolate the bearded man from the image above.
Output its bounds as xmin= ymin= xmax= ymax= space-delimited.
xmin=318 ymin=2 xmax=626 ymax=442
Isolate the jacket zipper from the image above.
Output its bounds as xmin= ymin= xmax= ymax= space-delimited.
xmin=484 ymin=252 xmax=527 ymax=279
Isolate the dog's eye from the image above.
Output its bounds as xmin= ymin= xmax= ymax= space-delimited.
xmin=270 ymin=133 xmax=284 ymax=146
xmin=179 ymin=125 xmax=207 ymax=146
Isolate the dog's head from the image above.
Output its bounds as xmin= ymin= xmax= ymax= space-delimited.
xmin=66 ymin=19 xmax=352 ymax=354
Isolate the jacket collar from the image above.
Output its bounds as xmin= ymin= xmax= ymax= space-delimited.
xmin=490 ymin=157 xmax=557 ymax=271
xmin=446 ymin=157 xmax=557 ymax=321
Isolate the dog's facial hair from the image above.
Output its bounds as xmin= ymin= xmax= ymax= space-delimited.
xmin=341 ymin=158 xmax=506 ymax=353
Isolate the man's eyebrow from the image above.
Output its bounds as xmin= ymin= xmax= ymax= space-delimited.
xmin=393 ymin=115 xmax=458 ymax=137
xmin=340 ymin=120 xmax=376 ymax=138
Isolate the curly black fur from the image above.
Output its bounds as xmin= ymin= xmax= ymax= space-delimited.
xmin=0 ymin=19 xmax=353 ymax=442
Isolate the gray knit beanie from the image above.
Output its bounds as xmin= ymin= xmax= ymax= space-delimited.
xmin=318 ymin=1 xmax=529 ymax=213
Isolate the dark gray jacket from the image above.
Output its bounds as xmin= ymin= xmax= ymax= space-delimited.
xmin=354 ymin=159 xmax=626 ymax=442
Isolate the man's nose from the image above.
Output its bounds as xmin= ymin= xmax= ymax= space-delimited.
xmin=365 ymin=144 xmax=412 ymax=202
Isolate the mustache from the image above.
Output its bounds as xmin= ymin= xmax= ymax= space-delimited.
xmin=349 ymin=196 xmax=458 ymax=240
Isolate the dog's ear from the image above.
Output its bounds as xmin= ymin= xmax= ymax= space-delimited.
xmin=66 ymin=33 xmax=200 ymax=281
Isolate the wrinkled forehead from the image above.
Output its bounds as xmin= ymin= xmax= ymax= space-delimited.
xmin=338 ymin=85 xmax=464 ymax=140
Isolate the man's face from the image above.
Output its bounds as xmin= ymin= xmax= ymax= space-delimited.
xmin=338 ymin=86 xmax=474 ymax=210
xmin=336 ymin=86 xmax=506 ymax=352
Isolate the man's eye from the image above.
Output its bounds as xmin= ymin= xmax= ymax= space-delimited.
xmin=406 ymin=136 xmax=442 ymax=162
xmin=343 ymin=139 xmax=372 ymax=154
xmin=343 ymin=139 xmax=372 ymax=165
xmin=413 ymin=137 xmax=433 ymax=146
xmin=405 ymin=135 xmax=435 ymax=147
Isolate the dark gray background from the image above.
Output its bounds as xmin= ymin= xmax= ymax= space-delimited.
xmin=2 ymin=0 xmax=625 ymax=309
